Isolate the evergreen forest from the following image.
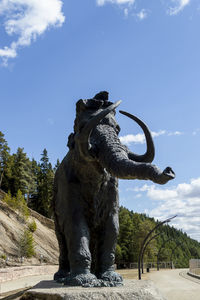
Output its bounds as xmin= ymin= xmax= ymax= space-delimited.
xmin=1 ymin=131 xmax=200 ymax=268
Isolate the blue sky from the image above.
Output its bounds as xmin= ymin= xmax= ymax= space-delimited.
xmin=1 ymin=0 xmax=200 ymax=241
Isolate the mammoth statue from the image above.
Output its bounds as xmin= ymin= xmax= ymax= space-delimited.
xmin=53 ymin=91 xmax=175 ymax=287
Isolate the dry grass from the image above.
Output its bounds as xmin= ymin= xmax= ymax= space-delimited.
xmin=118 ymin=269 xmax=148 ymax=280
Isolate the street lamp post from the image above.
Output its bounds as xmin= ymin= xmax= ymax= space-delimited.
xmin=138 ymin=215 xmax=176 ymax=280
xmin=141 ymin=232 xmax=161 ymax=274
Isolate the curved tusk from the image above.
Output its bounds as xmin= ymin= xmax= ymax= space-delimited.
xmin=119 ymin=110 xmax=155 ymax=163
xmin=77 ymin=100 xmax=122 ymax=161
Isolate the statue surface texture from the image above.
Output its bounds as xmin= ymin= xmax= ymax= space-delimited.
xmin=53 ymin=91 xmax=175 ymax=287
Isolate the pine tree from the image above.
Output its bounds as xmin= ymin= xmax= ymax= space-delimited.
xmin=12 ymin=148 xmax=35 ymax=201
xmin=37 ymin=149 xmax=54 ymax=217
xmin=28 ymin=159 xmax=40 ymax=211
xmin=19 ymin=228 xmax=35 ymax=258
xmin=0 ymin=131 xmax=10 ymax=189
xmin=54 ymin=159 xmax=60 ymax=172
xmin=25 ymin=159 xmax=37 ymax=205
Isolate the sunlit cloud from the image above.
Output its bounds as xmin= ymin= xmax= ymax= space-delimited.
xmin=119 ymin=130 xmax=184 ymax=145
xmin=96 ymin=0 xmax=191 ymax=16
xmin=124 ymin=8 xmax=129 ymax=16
xmin=96 ymin=0 xmax=135 ymax=15
xmin=0 ymin=0 xmax=65 ymax=65
xmin=97 ymin=0 xmax=135 ymax=6
xmin=136 ymin=9 xmax=148 ymax=20
xmin=167 ymin=0 xmax=190 ymax=15
xmin=119 ymin=130 xmax=166 ymax=145
xmin=168 ymin=131 xmax=183 ymax=136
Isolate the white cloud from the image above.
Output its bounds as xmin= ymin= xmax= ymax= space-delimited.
xmin=0 ymin=0 xmax=65 ymax=65
xmin=133 ymin=178 xmax=200 ymax=241
xmin=119 ymin=130 xmax=184 ymax=145
xmin=97 ymin=0 xmax=191 ymax=16
xmin=167 ymin=0 xmax=190 ymax=15
xmin=168 ymin=131 xmax=183 ymax=136
xmin=136 ymin=9 xmax=148 ymax=20
xmin=152 ymin=130 xmax=167 ymax=138
xmin=96 ymin=0 xmax=135 ymax=15
xmin=97 ymin=0 xmax=135 ymax=6
xmin=120 ymin=133 xmax=147 ymax=145
xmin=124 ymin=8 xmax=129 ymax=16
xmin=119 ymin=130 xmax=166 ymax=145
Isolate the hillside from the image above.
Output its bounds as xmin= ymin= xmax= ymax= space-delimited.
xmin=117 ymin=207 xmax=200 ymax=268
xmin=0 ymin=191 xmax=59 ymax=267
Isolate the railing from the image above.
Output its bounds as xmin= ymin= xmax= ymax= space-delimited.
xmin=129 ymin=261 xmax=173 ymax=269
xmin=189 ymin=259 xmax=200 ymax=277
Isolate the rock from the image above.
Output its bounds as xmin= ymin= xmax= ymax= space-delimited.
xmin=20 ymin=279 xmax=166 ymax=300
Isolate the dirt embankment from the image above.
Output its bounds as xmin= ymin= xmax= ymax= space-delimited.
xmin=0 ymin=191 xmax=59 ymax=267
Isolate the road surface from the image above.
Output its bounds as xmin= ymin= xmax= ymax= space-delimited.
xmin=146 ymin=269 xmax=200 ymax=300
xmin=0 ymin=274 xmax=54 ymax=299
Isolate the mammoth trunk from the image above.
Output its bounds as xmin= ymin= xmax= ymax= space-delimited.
xmin=93 ymin=125 xmax=163 ymax=183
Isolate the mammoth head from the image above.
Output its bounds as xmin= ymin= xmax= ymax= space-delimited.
xmin=73 ymin=91 xmax=119 ymax=133
xmin=69 ymin=91 xmax=155 ymax=163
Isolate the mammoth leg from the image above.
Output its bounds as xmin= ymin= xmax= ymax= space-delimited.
xmin=96 ymin=178 xmax=122 ymax=282
xmin=63 ymin=184 xmax=97 ymax=285
xmin=53 ymin=214 xmax=70 ymax=281
xmin=65 ymin=209 xmax=91 ymax=275
xmin=53 ymin=182 xmax=70 ymax=281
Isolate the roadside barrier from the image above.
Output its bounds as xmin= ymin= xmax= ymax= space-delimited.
xmin=189 ymin=259 xmax=200 ymax=278
xmin=0 ymin=265 xmax=58 ymax=283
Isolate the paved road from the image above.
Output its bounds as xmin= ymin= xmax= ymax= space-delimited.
xmin=146 ymin=269 xmax=200 ymax=300
xmin=0 ymin=273 xmax=54 ymax=298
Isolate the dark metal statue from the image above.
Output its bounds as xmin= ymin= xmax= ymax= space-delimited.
xmin=53 ymin=91 xmax=175 ymax=287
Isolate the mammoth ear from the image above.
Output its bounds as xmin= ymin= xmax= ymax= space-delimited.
xmin=85 ymin=99 xmax=104 ymax=109
xmin=67 ymin=133 xmax=75 ymax=149
xmin=76 ymin=99 xmax=104 ymax=114
xmin=76 ymin=99 xmax=86 ymax=114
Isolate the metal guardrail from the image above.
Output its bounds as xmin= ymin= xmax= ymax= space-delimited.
xmin=189 ymin=259 xmax=200 ymax=276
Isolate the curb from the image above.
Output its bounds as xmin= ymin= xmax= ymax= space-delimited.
xmin=187 ymin=272 xmax=200 ymax=280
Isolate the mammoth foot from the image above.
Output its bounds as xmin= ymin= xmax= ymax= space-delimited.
xmin=64 ymin=272 xmax=123 ymax=287
xmin=54 ymin=269 xmax=70 ymax=283
xmin=64 ymin=273 xmax=98 ymax=287
xmin=157 ymin=167 xmax=175 ymax=185
xmin=99 ymin=271 xmax=123 ymax=283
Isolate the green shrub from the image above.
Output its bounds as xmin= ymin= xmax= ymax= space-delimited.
xmin=16 ymin=190 xmax=30 ymax=220
xmin=0 ymin=254 xmax=7 ymax=260
xmin=3 ymin=191 xmax=17 ymax=209
xmin=19 ymin=229 xmax=35 ymax=258
xmin=28 ymin=219 xmax=37 ymax=232
xmin=3 ymin=190 xmax=29 ymax=221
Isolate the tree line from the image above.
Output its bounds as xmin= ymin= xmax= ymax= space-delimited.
xmin=0 ymin=131 xmax=59 ymax=218
xmin=1 ymin=130 xmax=200 ymax=267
